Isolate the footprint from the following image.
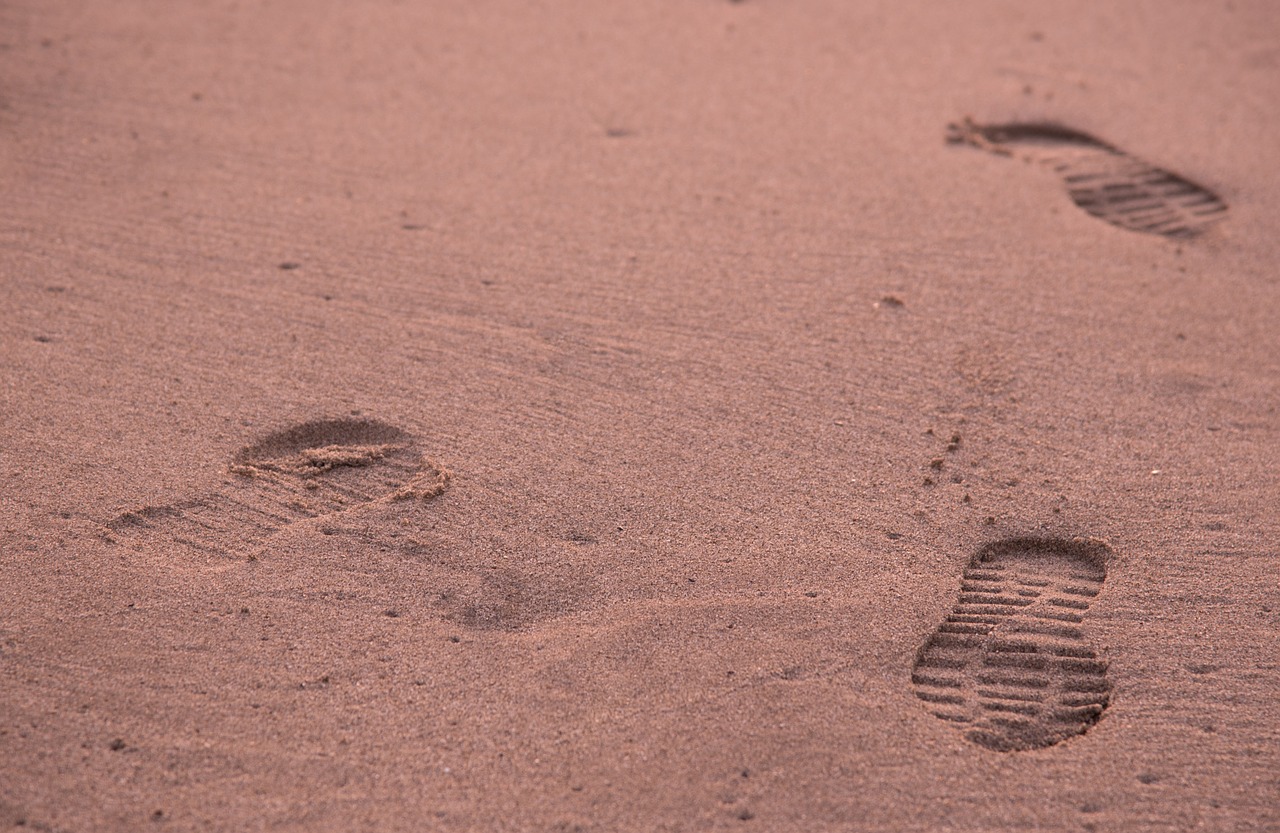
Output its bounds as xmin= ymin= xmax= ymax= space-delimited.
xmin=104 ymin=418 xmax=449 ymax=558
xmin=947 ymin=118 xmax=1228 ymax=238
xmin=912 ymin=538 xmax=1112 ymax=752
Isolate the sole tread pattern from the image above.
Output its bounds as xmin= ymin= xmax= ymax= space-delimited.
xmin=104 ymin=418 xmax=449 ymax=558
xmin=912 ymin=538 xmax=1112 ymax=751
xmin=947 ymin=119 xmax=1228 ymax=238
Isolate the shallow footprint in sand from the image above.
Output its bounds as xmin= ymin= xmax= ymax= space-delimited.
xmin=911 ymin=538 xmax=1112 ymax=752
xmin=105 ymin=418 xmax=449 ymax=558
xmin=948 ymin=119 xmax=1228 ymax=238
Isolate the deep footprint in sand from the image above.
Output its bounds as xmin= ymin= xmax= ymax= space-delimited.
xmin=948 ymin=119 xmax=1228 ymax=238
xmin=911 ymin=538 xmax=1112 ymax=752
xmin=105 ymin=418 xmax=449 ymax=558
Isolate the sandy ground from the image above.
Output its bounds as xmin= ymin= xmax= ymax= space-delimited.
xmin=2 ymin=1 xmax=1278 ymax=830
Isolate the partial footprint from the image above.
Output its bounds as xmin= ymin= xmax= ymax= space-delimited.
xmin=948 ymin=118 xmax=1228 ymax=238
xmin=912 ymin=538 xmax=1112 ymax=752
xmin=105 ymin=419 xmax=449 ymax=558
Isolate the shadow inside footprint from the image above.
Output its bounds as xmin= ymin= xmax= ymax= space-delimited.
xmin=912 ymin=537 xmax=1112 ymax=752
xmin=948 ymin=118 xmax=1228 ymax=238
xmin=105 ymin=418 xmax=449 ymax=558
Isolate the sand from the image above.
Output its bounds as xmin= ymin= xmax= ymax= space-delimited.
xmin=2 ymin=1 xmax=1278 ymax=830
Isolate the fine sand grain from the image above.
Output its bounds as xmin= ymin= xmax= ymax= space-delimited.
xmin=2 ymin=1 xmax=1278 ymax=831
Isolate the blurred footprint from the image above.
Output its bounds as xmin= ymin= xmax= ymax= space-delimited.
xmin=948 ymin=118 xmax=1228 ymax=238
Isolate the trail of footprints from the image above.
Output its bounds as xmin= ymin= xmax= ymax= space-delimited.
xmin=948 ymin=119 xmax=1228 ymax=238
xmin=912 ymin=538 xmax=1111 ymax=752
xmin=105 ymin=419 xmax=449 ymax=558
xmin=107 ymin=422 xmax=1115 ymax=755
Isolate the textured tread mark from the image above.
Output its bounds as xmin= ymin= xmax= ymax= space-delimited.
xmin=1063 ymin=678 xmax=1110 ymax=694
xmin=911 ymin=538 xmax=1113 ymax=751
xmin=988 ymin=639 xmax=1041 ymax=653
xmin=980 ymin=701 xmax=1041 ymax=716
xmin=958 ymin=593 xmax=1034 ymax=606
xmin=976 ymin=672 xmax=1050 ymax=690
xmin=947 ymin=118 xmax=1227 ymax=238
xmin=984 ymin=652 xmax=1049 ymax=670
xmin=1061 ymin=694 xmax=1110 ymax=709
xmin=1027 ymin=626 xmax=1089 ymax=644
xmin=1026 ymin=610 xmax=1086 ymax=625
xmin=916 ymin=691 xmax=966 ymax=705
xmin=956 ymin=605 xmax=1022 ymax=617
xmin=939 ymin=623 xmax=994 ymax=635
xmin=976 ymin=688 xmax=1044 ymax=703
xmin=104 ymin=418 xmax=450 ymax=558
xmin=946 ymin=614 xmax=1005 ymax=625
xmin=912 ymin=673 xmax=964 ymax=689
xmin=1050 ymin=645 xmax=1097 ymax=660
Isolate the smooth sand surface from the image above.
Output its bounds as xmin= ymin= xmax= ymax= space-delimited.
xmin=2 ymin=1 xmax=1278 ymax=830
